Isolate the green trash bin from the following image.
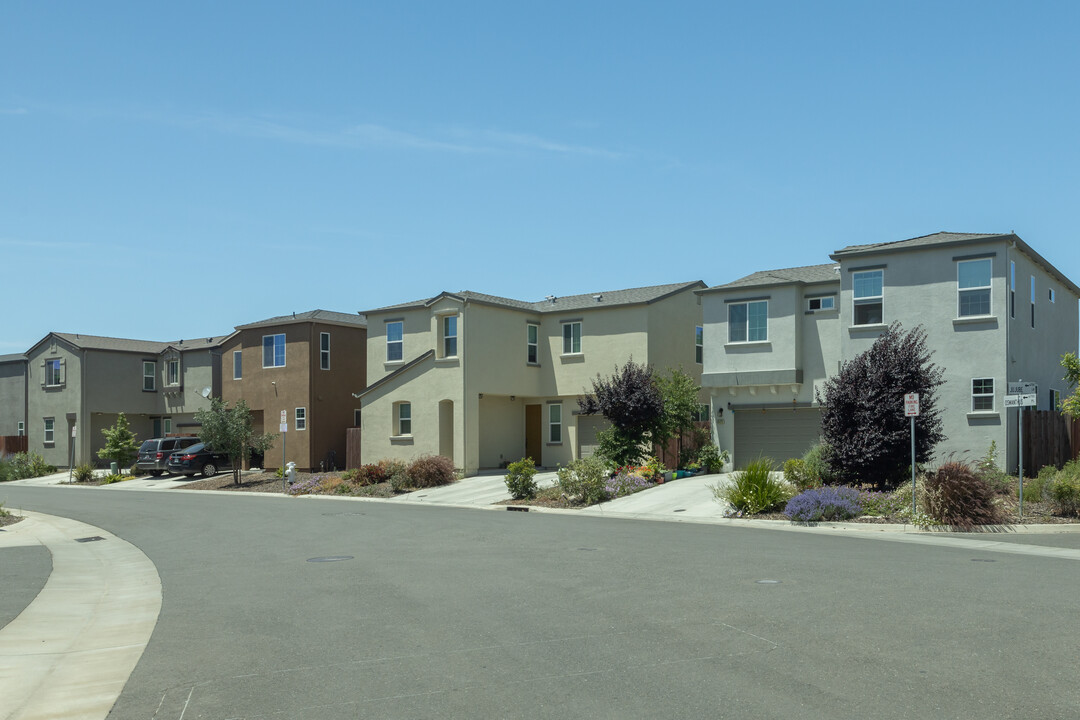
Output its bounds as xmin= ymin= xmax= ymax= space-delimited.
xmin=110 ymin=462 xmax=118 ymax=475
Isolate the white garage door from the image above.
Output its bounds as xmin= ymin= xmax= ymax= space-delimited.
xmin=733 ymin=407 xmax=822 ymax=469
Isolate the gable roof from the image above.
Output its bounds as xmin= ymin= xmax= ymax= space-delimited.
xmin=235 ymin=309 xmax=367 ymax=330
xmin=699 ymin=264 xmax=839 ymax=293
xmin=0 ymin=353 xmax=27 ymax=363
xmin=28 ymin=332 xmax=231 ymax=356
xmin=364 ymin=281 xmax=707 ymax=315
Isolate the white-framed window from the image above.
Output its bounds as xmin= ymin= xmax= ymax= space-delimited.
xmin=45 ymin=358 xmax=62 ymax=386
xmin=728 ymin=300 xmax=768 ymax=342
xmin=549 ymin=403 xmax=562 ymax=443
xmin=395 ymin=402 xmax=411 ymax=436
xmin=143 ymin=361 xmax=156 ymax=391
xmin=163 ymin=418 xmax=172 ymax=435
xmin=43 ymin=417 xmax=54 ymax=444
xmin=295 ymin=407 xmax=307 ymax=431
xmin=853 ymin=270 xmax=883 ymax=325
xmin=441 ymin=315 xmax=458 ymax=358
xmin=527 ymin=323 xmax=539 ymax=364
xmin=808 ymin=296 xmax=835 ymax=311
xmin=233 ymin=350 xmax=242 ymax=380
xmin=695 ymin=325 xmax=703 ymax=364
xmin=1030 ymin=276 xmax=1036 ymax=328
xmin=971 ymin=378 xmax=994 ymax=412
xmin=353 ymin=409 xmax=362 ymax=426
xmin=17 ymin=421 xmax=24 ymax=437
xmin=262 ymin=334 xmax=286 ymax=368
xmin=320 ymin=332 xmax=330 ymax=370
xmin=562 ymin=322 xmax=581 ymax=355
xmin=1010 ymin=261 xmax=1016 ymax=318
xmin=957 ymin=258 xmax=992 ymax=317
xmin=386 ymin=321 xmax=403 ymax=362
xmin=1050 ymin=288 xmax=1056 ymax=303
xmin=166 ymin=358 xmax=180 ymax=386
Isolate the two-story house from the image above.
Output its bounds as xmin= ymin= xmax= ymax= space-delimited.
xmin=220 ymin=310 xmax=367 ymax=472
xmin=25 ymin=333 xmax=227 ymax=468
xmin=0 ymin=353 xmax=28 ymax=441
xmin=700 ymin=232 xmax=1080 ymax=471
xmin=357 ymin=282 xmax=706 ymax=477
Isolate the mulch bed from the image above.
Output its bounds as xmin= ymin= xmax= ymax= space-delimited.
xmin=177 ymin=471 xmax=294 ymax=493
xmin=0 ymin=514 xmax=23 ymax=528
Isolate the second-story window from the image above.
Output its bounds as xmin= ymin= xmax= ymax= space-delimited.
xmin=386 ymin=321 xmax=403 ymax=362
xmin=320 ymin=332 xmax=330 ymax=370
xmin=1010 ymin=261 xmax=1016 ymax=318
xmin=295 ymin=407 xmax=307 ymax=431
xmin=808 ymin=296 xmax=835 ymax=311
xmin=1030 ymin=276 xmax=1036 ymax=328
xmin=527 ymin=323 xmax=539 ymax=364
xmin=142 ymin=362 xmax=157 ymax=390
xmin=442 ymin=315 xmax=458 ymax=358
xmin=729 ymin=300 xmax=767 ymax=342
xmin=45 ymin=358 xmax=62 ymax=386
xmin=853 ymin=270 xmax=883 ymax=325
xmin=562 ymin=322 xmax=581 ymax=354
xmin=957 ymin=258 xmax=991 ymax=317
xmin=233 ymin=350 xmax=242 ymax=380
xmin=166 ymin=358 xmax=180 ymax=386
xmin=262 ymin=334 xmax=285 ymax=368
xmin=695 ymin=325 xmax=703 ymax=363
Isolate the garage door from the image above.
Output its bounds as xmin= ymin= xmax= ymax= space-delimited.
xmin=733 ymin=407 xmax=822 ymax=469
xmin=577 ymin=416 xmax=611 ymax=459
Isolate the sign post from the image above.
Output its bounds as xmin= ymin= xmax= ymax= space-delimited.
xmin=904 ymin=393 xmax=919 ymax=518
xmin=280 ymin=410 xmax=288 ymax=492
xmin=1006 ymin=381 xmax=1037 ymax=520
xmin=68 ymin=425 xmax=77 ymax=483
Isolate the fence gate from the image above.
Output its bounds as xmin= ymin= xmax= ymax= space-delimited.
xmin=1023 ymin=410 xmax=1079 ymax=473
xmin=345 ymin=427 xmax=362 ymax=470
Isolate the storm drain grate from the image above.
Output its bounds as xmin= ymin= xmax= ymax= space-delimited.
xmin=307 ymin=556 xmax=354 ymax=563
xmin=506 ymin=506 xmax=529 ymax=512
xmin=673 ymin=508 xmax=687 ymax=513
xmin=75 ymin=536 xmax=105 ymax=543
xmin=971 ymin=558 xmax=997 ymax=562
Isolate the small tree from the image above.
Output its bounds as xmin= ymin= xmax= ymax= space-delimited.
xmin=579 ymin=360 xmax=664 ymax=467
xmin=1062 ymin=353 xmax=1080 ymax=418
xmin=652 ymin=368 xmax=702 ymax=467
xmin=818 ymin=323 xmax=945 ymax=489
xmin=98 ymin=412 xmax=139 ymax=469
xmin=194 ymin=398 xmax=276 ymax=485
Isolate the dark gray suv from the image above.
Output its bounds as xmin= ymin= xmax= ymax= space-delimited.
xmin=136 ymin=437 xmax=200 ymax=476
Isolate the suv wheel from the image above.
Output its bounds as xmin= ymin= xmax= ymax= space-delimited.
xmin=201 ymin=463 xmax=217 ymax=478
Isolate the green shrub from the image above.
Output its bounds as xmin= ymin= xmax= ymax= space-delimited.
xmin=5 ymin=452 xmax=57 ymax=480
xmin=1049 ymin=460 xmax=1080 ymax=516
xmin=713 ymin=457 xmax=791 ymax=515
xmin=1025 ymin=465 xmax=1058 ymax=503
xmin=801 ymin=442 xmax=833 ymax=487
xmin=504 ymin=457 xmax=538 ymax=500
xmin=696 ymin=444 xmax=729 ymax=474
xmin=783 ymin=458 xmax=819 ymax=491
xmin=556 ymin=456 xmax=610 ymax=505
xmin=101 ymin=473 xmax=126 ymax=485
xmin=73 ymin=463 xmax=95 ymax=483
xmin=407 ymin=455 xmax=456 ymax=488
xmin=924 ymin=461 xmax=1002 ymax=529
xmin=974 ymin=441 xmax=1013 ymax=495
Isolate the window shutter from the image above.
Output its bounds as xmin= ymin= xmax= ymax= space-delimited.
xmin=59 ymin=359 xmax=66 ymax=385
xmin=40 ymin=360 xmax=46 ymax=388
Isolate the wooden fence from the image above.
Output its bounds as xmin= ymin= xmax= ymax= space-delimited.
xmin=0 ymin=436 xmax=28 ymax=456
xmin=1023 ymin=410 xmax=1080 ymax=474
xmin=345 ymin=427 xmax=362 ymax=470
xmin=653 ymin=421 xmax=710 ymax=468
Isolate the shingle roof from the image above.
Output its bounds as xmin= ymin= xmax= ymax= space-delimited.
xmin=700 ymin=264 xmax=839 ymax=292
xmin=831 ymin=231 xmax=1009 ymax=258
xmin=50 ymin=333 xmax=230 ymax=354
xmin=0 ymin=353 xmax=27 ymax=363
xmin=364 ymin=281 xmax=707 ymax=315
xmin=235 ymin=309 xmax=367 ymax=330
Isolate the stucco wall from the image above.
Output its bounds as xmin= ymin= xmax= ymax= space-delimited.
xmin=0 ymin=359 xmax=27 ymax=437
xmin=26 ymin=339 xmax=82 ymax=468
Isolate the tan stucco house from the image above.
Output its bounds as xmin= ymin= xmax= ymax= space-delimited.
xmin=220 ymin=310 xmax=367 ymax=471
xmin=357 ymin=282 xmax=706 ymax=476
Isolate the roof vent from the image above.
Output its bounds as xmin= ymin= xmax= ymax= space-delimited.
xmin=178 ymin=339 xmax=183 ymax=346
xmin=833 ymin=266 xmax=841 ymax=274
xmin=545 ymin=295 xmax=557 ymax=304
xmin=593 ymin=294 xmax=603 ymax=302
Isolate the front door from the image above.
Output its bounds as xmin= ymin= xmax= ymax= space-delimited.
xmin=525 ymin=404 xmax=542 ymax=465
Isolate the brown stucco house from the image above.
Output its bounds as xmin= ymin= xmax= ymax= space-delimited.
xmin=220 ymin=310 xmax=367 ymax=471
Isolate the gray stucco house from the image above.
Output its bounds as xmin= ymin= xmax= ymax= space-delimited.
xmin=25 ymin=332 xmax=229 ymax=468
xmin=0 ymin=353 xmax=28 ymax=439
xmin=700 ymin=232 xmax=1080 ymax=472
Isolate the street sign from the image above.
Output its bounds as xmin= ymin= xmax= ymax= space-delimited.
xmin=280 ymin=423 xmax=288 ymax=433
xmin=1020 ymin=393 xmax=1037 ymax=407
xmin=71 ymin=425 xmax=76 ymax=437
xmin=904 ymin=393 xmax=920 ymax=417
xmin=280 ymin=410 xmax=287 ymax=423
xmin=1003 ymin=395 xmax=1020 ymax=408
xmin=1008 ymin=381 xmax=1037 ymax=395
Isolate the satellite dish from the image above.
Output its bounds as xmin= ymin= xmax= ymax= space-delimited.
xmin=200 ymin=387 xmax=212 ymax=398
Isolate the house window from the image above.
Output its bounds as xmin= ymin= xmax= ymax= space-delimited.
xmin=957 ymin=259 xmax=992 ymax=317
xmin=166 ymin=358 xmax=180 ymax=386
xmin=853 ymin=270 xmax=883 ymax=325
xmin=262 ymin=334 xmax=286 ymax=368
xmin=527 ymin=323 xmax=539 ymax=364
xmin=143 ymin=361 xmax=156 ymax=391
xmin=395 ymin=402 xmax=411 ymax=436
xmin=1049 ymin=288 xmax=1056 ymax=303
xmin=295 ymin=407 xmax=307 ymax=431
xmin=549 ymin=403 xmax=562 ymax=443
xmin=44 ymin=417 xmax=54 ymax=444
xmin=233 ymin=350 xmax=242 ymax=380
xmin=163 ymin=418 xmax=172 ymax=435
xmin=441 ymin=315 xmax=458 ymax=358
xmin=972 ymin=378 xmax=994 ymax=412
xmin=1010 ymin=261 xmax=1016 ymax=318
xmin=45 ymin=358 xmax=62 ymax=386
xmin=354 ymin=409 xmax=362 ymax=426
xmin=808 ymin=296 xmax=835 ymax=311
xmin=562 ymin=322 xmax=581 ymax=355
xmin=1030 ymin=276 xmax=1036 ymax=328
xmin=386 ymin=321 xmax=403 ymax=362
xmin=728 ymin=300 xmax=768 ymax=343
xmin=1051 ymin=389 xmax=1062 ymax=411
xmin=695 ymin=326 xmax=703 ymax=364
xmin=320 ymin=332 xmax=330 ymax=370
xmin=693 ymin=404 xmax=710 ymax=422
xmin=17 ymin=421 xmax=24 ymax=437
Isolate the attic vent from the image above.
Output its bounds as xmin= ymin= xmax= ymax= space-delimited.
xmin=593 ymin=294 xmax=603 ymax=302
xmin=833 ymin=266 xmax=841 ymax=274
xmin=545 ymin=295 xmax=558 ymax=304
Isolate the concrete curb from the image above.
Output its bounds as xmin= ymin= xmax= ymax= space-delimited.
xmin=0 ymin=511 xmax=162 ymax=720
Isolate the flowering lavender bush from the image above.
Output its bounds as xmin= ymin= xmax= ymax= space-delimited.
xmin=604 ymin=472 xmax=653 ymax=499
xmin=287 ymin=475 xmax=328 ymax=496
xmin=783 ymin=486 xmax=863 ymax=522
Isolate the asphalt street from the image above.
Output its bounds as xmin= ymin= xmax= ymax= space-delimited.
xmin=3 ymin=483 xmax=1080 ymax=720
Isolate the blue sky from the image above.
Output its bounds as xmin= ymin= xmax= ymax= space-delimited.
xmin=2 ymin=1 xmax=1078 ymax=351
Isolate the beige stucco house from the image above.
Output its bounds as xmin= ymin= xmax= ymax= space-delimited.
xmin=357 ymin=282 xmax=706 ymax=476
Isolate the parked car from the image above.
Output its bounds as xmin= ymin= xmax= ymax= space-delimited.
xmin=136 ymin=437 xmax=201 ymax=476
xmin=166 ymin=443 xmax=231 ymax=478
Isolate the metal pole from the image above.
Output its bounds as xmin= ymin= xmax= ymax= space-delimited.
xmin=910 ymin=415 xmax=916 ymax=517
xmin=282 ymin=430 xmax=287 ymax=493
xmin=1018 ymin=403 xmax=1024 ymax=520
xmin=68 ymin=428 xmax=75 ymax=484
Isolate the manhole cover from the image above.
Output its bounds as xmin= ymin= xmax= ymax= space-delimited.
xmin=75 ymin=536 xmax=105 ymax=543
xmin=307 ymin=556 xmax=354 ymax=563
xmin=673 ymin=508 xmax=686 ymax=513
xmin=971 ymin=558 xmax=997 ymax=563
xmin=756 ymin=579 xmax=782 ymax=585
xmin=577 ymin=547 xmax=597 ymax=551
xmin=321 ymin=512 xmax=366 ymax=516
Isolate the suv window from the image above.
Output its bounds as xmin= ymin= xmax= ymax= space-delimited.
xmin=178 ymin=438 xmax=199 ymax=449
xmin=139 ymin=440 xmax=157 ymax=452
xmin=161 ymin=439 xmax=178 ymax=452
